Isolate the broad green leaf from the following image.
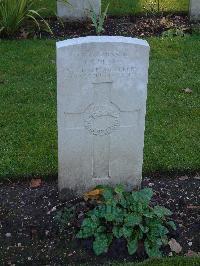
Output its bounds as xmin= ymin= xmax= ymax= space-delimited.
xmin=127 ymin=237 xmax=138 ymax=255
xmin=132 ymin=188 xmax=153 ymax=205
xmin=138 ymin=229 xmax=144 ymax=240
xmin=143 ymin=209 xmax=154 ymax=218
xmin=96 ymin=205 xmax=107 ymax=218
xmin=144 ymin=239 xmax=162 ymax=258
xmin=161 ymin=235 xmax=169 ymax=245
xmin=90 ymin=208 xmax=101 ymax=218
xmin=76 ymin=226 xmax=94 ymax=238
xmin=105 ymin=213 xmax=115 ymax=221
xmin=114 ymin=210 xmax=125 ymax=223
xmin=139 ymin=188 xmax=154 ymax=200
xmin=122 ymin=226 xmax=133 ymax=238
xmin=119 ymin=195 xmax=127 ymax=208
xmin=156 ymin=238 xmax=163 ymax=246
xmin=167 ymin=220 xmax=177 ymax=230
xmin=153 ymin=206 xmax=172 ymax=217
xmin=82 ymin=217 xmax=99 ymax=229
xmin=149 ymin=222 xmax=169 ymax=237
xmin=114 ymin=184 xmax=124 ymax=195
xmin=125 ymin=214 xmax=142 ymax=226
xmin=102 ymin=187 xmax=114 ymax=201
xmin=112 ymin=226 xmax=123 ymax=239
xmin=96 ymin=226 xmax=106 ymax=233
xmin=93 ymin=234 xmax=110 ymax=255
xmin=104 ymin=205 xmax=115 ymax=221
xmin=139 ymin=224 xmax=149 ymax=233
xmin=158 ymin=224 xmax=169 ymax=236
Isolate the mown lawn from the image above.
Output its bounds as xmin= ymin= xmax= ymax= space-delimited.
xmin=36 ymin=0 xmax=189 ymax=17
xmin=0 ymin=35 xmax=199 ymax=180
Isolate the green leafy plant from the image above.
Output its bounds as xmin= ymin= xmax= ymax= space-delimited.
xmin=89 ymin=2 xmax=109 ymax=35
xmin=77 ymin=186 xmax=176 ymax=257
xmin=0 ymin=0 xmax=52 ymax=37
xmin=162 ymin=28 xmax=187 ymax=38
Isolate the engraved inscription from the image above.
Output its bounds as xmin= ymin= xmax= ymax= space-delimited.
xmin=84 ymin=103 xmax=120 ymax=136
xmin=65 ymin=66 xmax=136 ymax=79
xmin=64 ymin=51 xmax=137 ymax=80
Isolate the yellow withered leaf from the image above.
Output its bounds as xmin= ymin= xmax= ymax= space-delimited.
xmin=84 ymin=188 xmax=104 ymax=201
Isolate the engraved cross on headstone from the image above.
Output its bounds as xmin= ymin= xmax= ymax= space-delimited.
xmin=84 ymin=82 xmax=120 ymax=179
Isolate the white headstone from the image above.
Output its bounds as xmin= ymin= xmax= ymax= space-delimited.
xmin=190 ymin=0 xmax=200 ymax=21
xmin=57 ymin=0 xmax=101 ymax=21
xmin=57 ymin=36 xmax=150 ymax=198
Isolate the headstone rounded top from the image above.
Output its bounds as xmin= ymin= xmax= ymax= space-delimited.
xmin=56 ymin=36 xmax=150 ymax=49
xmin=57 ymin=34 xmax=150 ymax=197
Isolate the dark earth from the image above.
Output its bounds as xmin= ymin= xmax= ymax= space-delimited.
xmin=48 ymin=13 xmax=192 ymax=39
xmin=0 ymin=174 xmax=199 ymax=265
xmin=5 ymin=13 xmax=199 ymax=40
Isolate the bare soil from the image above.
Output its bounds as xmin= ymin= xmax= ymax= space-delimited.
xmin=47 ymin=14 xmax=191 ymax=39
xmin=0 ymin=175 xmax=199 ymax=265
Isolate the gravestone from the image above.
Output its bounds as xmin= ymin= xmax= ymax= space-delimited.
xmin=57 ymin=36 xmax=150 ymax=198
xmin=190 ymin=0 xmax=200 ymax=21
xmin=57 ymin=0 xmax=101 ymax=21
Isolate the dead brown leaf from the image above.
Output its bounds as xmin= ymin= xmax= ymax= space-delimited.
xmin=30 ymin=178 xmax=42 ymax=188
xmin=84 ymin=188 xmax=104 ymax=201
xmin=168 ymin=238 xmax=182 ymax=254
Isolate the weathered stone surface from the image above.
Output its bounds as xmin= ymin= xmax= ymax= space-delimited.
xmin=57 ymin=0 xmax=101 ymax=21
xmin=56 ymin=36 xmax=150 ymax=197
xmin=190 ymin=0 xmax=200 ymax=21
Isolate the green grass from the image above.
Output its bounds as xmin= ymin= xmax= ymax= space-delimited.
xmin=0 ymin=35 xmax=199 ymax=180
xmin=110 ymin=256 xmax=200 ymax=266
xmin=36 ymin=0 xmax=189 ymax=17
xmin=102 ymin=0 xmax=189 ymax=16
xmin=144 ymin=36 xmax=200 ymax=174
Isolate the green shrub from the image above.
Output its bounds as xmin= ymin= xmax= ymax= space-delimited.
xmin=0 ymin=0 xmax=51 ymax=37
xmin=77 ymin=186 xmax=176 ymax=257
